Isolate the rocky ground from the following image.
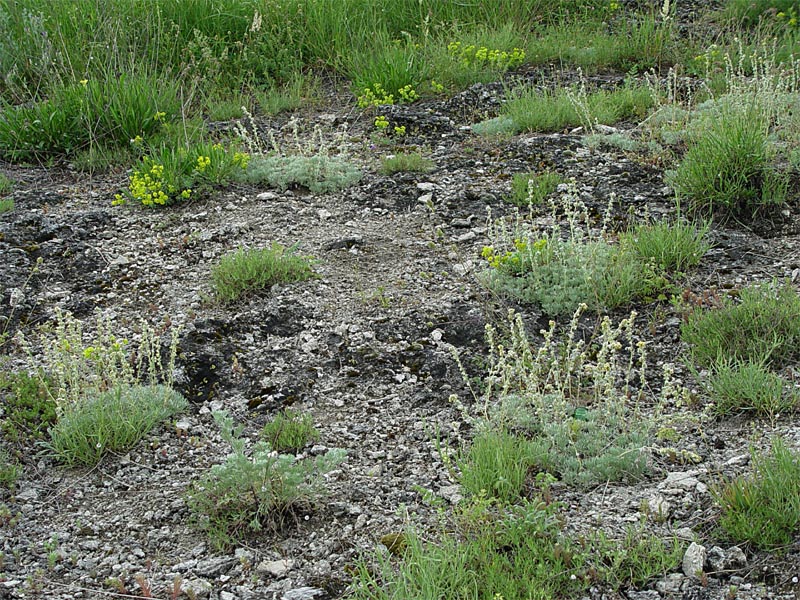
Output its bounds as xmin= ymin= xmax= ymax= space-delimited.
xmin=3 ymin=32 xmax=800 ymax=600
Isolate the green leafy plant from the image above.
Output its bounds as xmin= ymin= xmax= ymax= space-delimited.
xmin=243 ymin=152 xmax=362 ymax=192
xmin=588 ymin=525 xmax=686 ymax=589
xmin=0 ymin=371 xmax=57 ymax=444
xmin=482 ymin=186 xmax=664 ymax=315
xmin=681 ymin=281 xmax=800 ymax=369
xmin=509 ymin=171 xmax=563 ymax=206
xmin=187 ymin=411 xmax=345 ymax=550
xmin=720 ymin=0 xmax=800 ymax=28
xmin=503 ymin=82 xmax=654 ymax=134
xmin=352 ymin=495 xmax=683 ymax=598
xmin=0 ymin=199 xmax=13 ymax=214
xmin=19 ymin=308 xmax=181 ymax=412
xmin=0 ymin=75 xmax=179 ymax=162
xmin=235 ymin=114 xmax=362 ymax=193
xmin=668 ymin=100 xmax=784 ymax=216
xmin=0 ymin=173 xmax=12 ymax=196
xmin=115 ymin=142 xmax=249 ymax=207
xmin=380 ymin=152 xmax=435 ymax=174
xmin=256 ymin=74 xmax=319 ymax=116
xmin=351 ymin=499 xmax=589 ymax=600
xmin=446 ymin=41 xmax=525 ymax=70
xmin=212 ymin=243 xmax=316 ymax=303
xmin=458 ymin=428 xmax=536 ymax=503
xmin=453 ymin=306 xmax=653 ymax=491
xmin=0 ymin=450 xmax=19 ymax=490
xmin=261 ymin=409 xmax=320 ymax=453
xmin=714 ymin=438 xmax=800 ymax=549
xmin=47 ymin=384 xmax=187 ymax=466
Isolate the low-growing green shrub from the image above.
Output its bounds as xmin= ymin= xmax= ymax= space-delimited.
xmin=380 ymin=152 xmax=435 ymax=174
xmin=47 ymin=384 xmax=187 ymax=466
xmin=428 ymin=30 xmax=527 ymax=88
xmin=708 ymin=358 xmax=797 ymax=418
xmin=588 ymin=526 xmax=686 ymax=590
xmin=509 ymin=171 xmax=563 ymax=206
xmin=720 ymin=0 xmax=800 ymax=28
xmin=0 ymin=199 xmax=14 ymax=214
xmin=352 ymin=500 xmax=589 ymax=599
xmin=0 ymin=450 xmax=19 ymax=490
xmin=621 ymin=218 xmax=710 ymax=272
xmin=482 ymin=187 xmax=664 ymax=315
xmin=471 ymin=115 xmax=517 ymax=136
xmin=458 ymin=428 xmax=535 ymax=503
xmin=0 ymin=173 xmax=12 ymax=196
xmin=352 ymin=497 xmax=683 ymax=598
xmin=240 ymin=154 xmax=361 ymax=193
xmin=187 ymin=411 xmax=345 ymax=550
xmin=212 ymin=243 xmax=316 ymax=303
xmin=115 ymin=142 xmax=249 ymax=207
xmin=453 ymin=306 xmax=653 ymax=492
xmin=256 ymin=74 xmax=319 ymax=116
xmin=715 ymin=438 xmax=800 ymax=549
xmin=681 ymin=281 xmax=800 ymax=369
xmin=0 ymin=371 xmax=56 ymax=444
xmin=261 ymin=409 xmax=320 ymax=453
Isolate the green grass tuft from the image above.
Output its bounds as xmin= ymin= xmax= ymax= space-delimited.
xmin=212 ymin=243 xmax=316 ymax=303
xmin=681 ymin=281 xmax=800 ymax=369
xmin=715 ymin=438 xmax=800 ymax=549
xmin=509 ymin=171 xmax=563 ymax=206
xmin=622 ymin=218 xmax=710 ymax=272
xmin=380 ymin=152 xmax=435 ymax=174
xmin=261 ymin=409 xmax=320 ymax=453
xmin=47 ymin=384 xmax=187 ymax=467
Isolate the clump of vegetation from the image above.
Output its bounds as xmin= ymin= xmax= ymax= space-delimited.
xmin=715 ymin=438 xmax=800 ymax=549
xmin=47 ymin=384 xmax=187 ymax=466
xmin=352 ymin=497 xmax=684 ymax=598
xmin=187 ymin=411 xmax=345 ymax=550
xmin=720 ymin=0 xmax=800 ymax=28
xmin=380 ymin=152 xmax=435 ymax=174
xmin=115 ymin=142 xmax=249 ymax=207
xmin=18 ymin=309 xmax=186 ymax=466
xmin=236 ymin=116 xmax=361 ymax=193
xmin=0 ymin=450 xmax=19 ymax=490
xmin=681 ymin=281 xmax=800 ymax=369
xmin=502 ymin=82 xmax=654 ymax=133
xmin=666 ymin=42 xmax=800 ymax=218
xmin=482 ymin=186 xmax=664 ymax=315
xmin=261 ymin=409 xmax=320 ymax=453
xmin=509 ymin=170 xmax=563 ymax=206
xmin=0 ymin=371 xmax=57 ymax=443
xmin=212 ymin=243 xmax=316 ymax=303
xmin=471 ymin=116 xmax=517 ymax=137
xmin=707 ymin=358 xmax=797 ymax=418
xmin=621 ymin=218 xmax=710 ymax=272
xmin=241 ymin=154 xmax=362 ymax=193
xmin=0 ymin=173 xmax=13 ymax=196
xmin=455 ymin=306 xmax=653 ymax=493
xmin=0 ymin=75 xmax=179 ymax=162
xmin=682 ymin=281 xmax=800 ymax=418
xmin=667 ymin=101 xmax=784 ymax=216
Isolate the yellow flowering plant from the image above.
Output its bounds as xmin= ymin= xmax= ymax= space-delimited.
xmin=447 ymin=41 xmax=525 ymax=71
xmin=114 ymin=141 xmax=249 ymax=207
xmin=357 ymin=82 xmax=419 ymax=109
